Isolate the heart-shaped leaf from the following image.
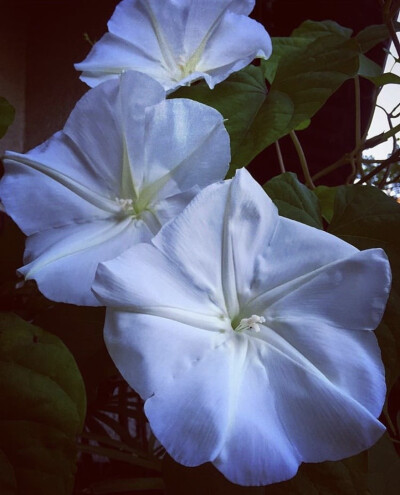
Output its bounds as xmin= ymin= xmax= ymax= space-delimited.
xmin=0 ymin=313 xmax=86 ymax=495
xmin=264 ymin=173 xmax=323 ymax=228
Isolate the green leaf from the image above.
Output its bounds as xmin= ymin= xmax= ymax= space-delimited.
xmin=358 ymin=54 xmax=400 ymax=85
xmin=271 ymin=35 xmax=359 ymax=133
xmin=264 ymin=173 xmax=323 ymax=228
xmin=0 ymin=449 xmax=17 ymax=495
xmin=313 ymin=185 xmax=340 ymax=223
xmin=263 ymin=37 xmax=311 ymax=84
xmin=355 ymin=24 xmax=389 ymax=53
xmin=358 ymin=54 xmax=382 ymax=78
xmin=175 ymin=21 xmax=360 ymax=175
xmin=366 ymin=72 xmax=400 ymax=86
xmin=263 ymin=20 xmax=353 ymax=84
xmin=0 ymin=313 xmax=86 ymax=495
xmin=294 ymin=119 xmax=311 ymax=131
xmin=0 ymin=97 xmax=15 ymax=139
xmin=291 ymin=19 xmax=353 ymax=39
xmin=173 ymin=65 xmax=270 ymax=178
xmin=328 ymin=185 xmax=400 ymax=288
xmin=328 ymin=185 xmax=400 ymax=388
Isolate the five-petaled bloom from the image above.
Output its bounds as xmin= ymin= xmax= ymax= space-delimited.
xmin=75 ymin=0 xmax=272 ymax=92
xmin=93 ymin=169 xmax=391 ymax=486
xmin=0 ymin=71 xmax=230 ymax=306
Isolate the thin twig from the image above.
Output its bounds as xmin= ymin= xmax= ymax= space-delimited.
xmin=378 ymin=163 xmax=392 ymax=188
xmin=357 ymin=149 xmax=400 ymax=183
xmin=313 ymin=123 xmax=400 ymax=182
xmin=354 ymin=76 xmax=362 ymax=180
xmin=311 ymin=154 xmax=350 ymax=182
xmin=346 ymin=157 xmax=357 ymax=184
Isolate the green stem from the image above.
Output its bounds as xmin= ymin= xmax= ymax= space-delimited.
xmin=353 ymin=76 xmax=362 ymax=181
xmin=275 ymin=141 xmax=286 ymax=174
xmin=289 ymin=131 xmax=315 ymax=189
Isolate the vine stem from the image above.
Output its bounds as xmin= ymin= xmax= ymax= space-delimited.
xmin=311 ymin=122 xmax=400 ymax=182
xmin=354 ymin=76 xmax=362 ymax=180
xmin=357 ymin=149 xmax=400 ymax=184
xmin=289 ymin=130 xmax=315 ymax=189
xmin=275 ymin=140 xmax=286 ymax=173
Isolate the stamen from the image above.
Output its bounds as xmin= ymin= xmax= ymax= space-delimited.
xmin=115 ymin=197 xmax=134 ymax=215
xmin=235 ymin=315 xmax=265 ymax=333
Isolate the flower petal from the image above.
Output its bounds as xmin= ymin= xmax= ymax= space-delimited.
xmin=75 ymin=0 xmax=269 ymax=91
xmin=63 ymin=70 xmax=165 ymax=199
xmin=103 ymin=309 xmax=227 ymax=400
xmin=0 ymin=150 xmax=114 ymax=235
xmin=151 ymin=169 xmax=280 ymax=315
xmin=93 ymin=243 xmax=226 ymax=327
xmin=97 ymin=169 xmax=390 ymax=485
xmin=177 ymin=0 xmax=256 ymax=58
xmin=218 ymin=180 xmax=359 ymax=311
xmin=133 ymin=99 xmax=230 ymax=200
xmin=20 ymin=218 xmax=151 ymax=306
xmin=0 ymin=71 xmax=166 ymax=235
xmin=252 ymin=248 xmax=391 ymax=332
xmin=154 ymin=186 xmax=200 ymax=225
xmin=151 ymin=180 xmax=231 ymax=312
xmin=256 ymin=319 xmax=386 ymax=418
xmin=213 ymin=335 xmax=384 ymax=485
xmin=103 ymin=304 xmax=385 ymax=485
xmin=198 ymin=13 xmax=272 ymax=88
xmin=75 ymin=33 xmax=172 ymax=89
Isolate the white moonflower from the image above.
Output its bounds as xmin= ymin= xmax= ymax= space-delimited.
xmin=75 ymin=0 xmax=272 ymax=92
xmin=0 ymin=71 xmax=230 ymax=306
xmin=93 ymin=168 xmax=391 ymax=486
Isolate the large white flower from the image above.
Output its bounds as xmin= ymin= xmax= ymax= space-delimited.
xmin=93 ymin=169 xmax=391 ymax=486
xmin=0 ymin=71 xmax=230 ymax=306
xmin=75 ymin=0 xmax=272 ymax=92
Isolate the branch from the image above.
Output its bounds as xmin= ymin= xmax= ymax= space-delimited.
xmin=357 ymin=149 xmax=400 ymax=184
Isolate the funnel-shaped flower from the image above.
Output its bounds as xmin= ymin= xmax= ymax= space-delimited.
xmin=75 ymin=0 xmax=272 ymax=92
xmin=0 ymin=71 xmax=230 ymax=306
xmin=93 ymin=169 xmax=391 ymax=486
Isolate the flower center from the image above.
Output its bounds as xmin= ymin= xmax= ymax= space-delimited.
xmin=116 ymin=194 xmax=156 ymax=218
xmin=115 ymin=197 xmax=135 ymax=216
xmin=177 ymin=56 xmax=197 ymax=79
xmin=234 ymin=315 xmax=265 ymax=334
